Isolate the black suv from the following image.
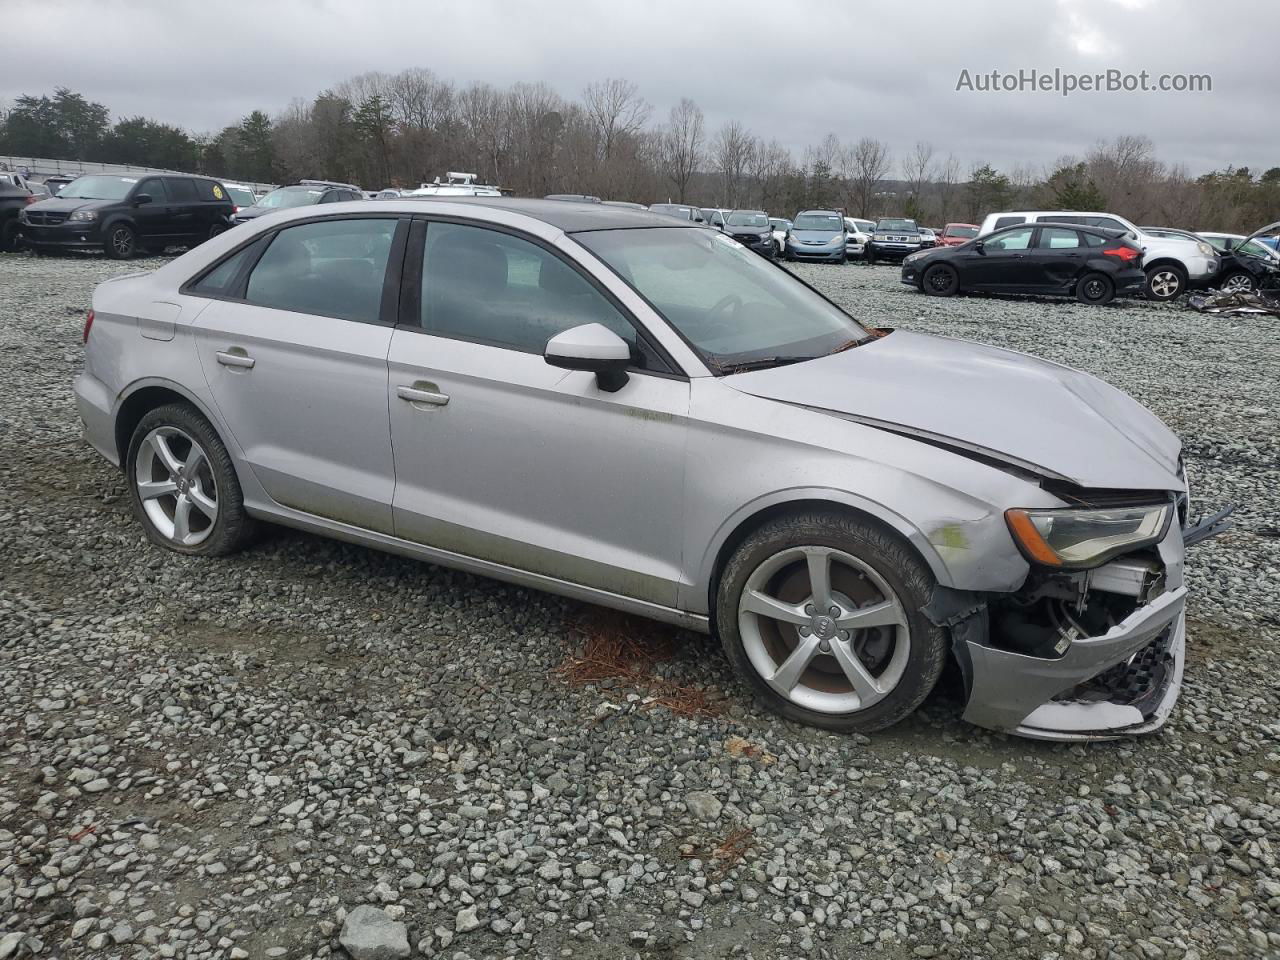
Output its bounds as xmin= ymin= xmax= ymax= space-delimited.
xmin=232 ymin=180 xmax=364 ymax=225
xmin=20 ymin=173 xmax=233 ymax=259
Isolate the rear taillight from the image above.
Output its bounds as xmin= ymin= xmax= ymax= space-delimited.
xmin=83 ymin=309 xmax=94 ymax=344
xmin=1102 ymin=246 xmax=1141 ymax=262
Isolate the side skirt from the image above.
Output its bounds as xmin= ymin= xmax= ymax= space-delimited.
xmin=245 ymin=503 xmax=711 ymax=634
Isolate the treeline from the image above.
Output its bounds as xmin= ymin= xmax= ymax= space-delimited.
xmin=2 ymin=81 xmax=1278 ymax=231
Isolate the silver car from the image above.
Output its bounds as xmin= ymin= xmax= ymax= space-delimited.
xmin=73 ymin=199 xmax=1230 ymax=740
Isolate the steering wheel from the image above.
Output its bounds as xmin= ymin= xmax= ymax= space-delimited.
xmin=705 ymin=293 xmax=743 ymax=329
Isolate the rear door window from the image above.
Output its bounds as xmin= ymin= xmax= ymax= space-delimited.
xmin=1038 ymin=227 xmax=1081 ymax=249
xmin=244 ymin=218 xmax=397 ymax=323
xmin=165 ymin=178 xmax=198 ymax=202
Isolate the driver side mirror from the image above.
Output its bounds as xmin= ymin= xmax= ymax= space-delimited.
xmin=544 ymin=323 xmax=631 ymax=393
xmin=972 ymin=239 xmax=985 ymax=253
xmin=133 ymin=193 xmax=152 ymax=206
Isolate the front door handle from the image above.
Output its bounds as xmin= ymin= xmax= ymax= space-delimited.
xmin=215 ymin=350 xmax=255 ymax=369
xmin=397 ymin=384 xmax=450 ymax=407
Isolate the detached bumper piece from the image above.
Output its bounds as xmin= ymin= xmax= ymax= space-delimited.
xmin=957 ymin=508 xmax=1234 ymax=741
xmin=963 ymin=588 xmax=1186 ymax=740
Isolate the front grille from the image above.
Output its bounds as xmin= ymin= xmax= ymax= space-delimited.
xmin=26 ymin=211 xmax=67 ymax=225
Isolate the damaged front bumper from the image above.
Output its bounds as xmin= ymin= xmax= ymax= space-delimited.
xmin=953 ymin=505 xmax=1231 ymax=741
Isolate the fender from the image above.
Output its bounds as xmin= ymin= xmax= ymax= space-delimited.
xmin=686 ymin=485 xmax=957 ymax=615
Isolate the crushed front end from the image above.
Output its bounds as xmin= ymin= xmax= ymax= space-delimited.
xmin=943 ymin=491 xmax=1232 ymax=741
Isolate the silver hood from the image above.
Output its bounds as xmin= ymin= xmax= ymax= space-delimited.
xmin=728 ymin=330 xmax=1182 ymax=491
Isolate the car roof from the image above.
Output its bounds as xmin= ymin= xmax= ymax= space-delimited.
xmin=406 ymin=196 xmax=701 ymax=232
xmin=1002 ymin=221 xmax=1130 ymax=239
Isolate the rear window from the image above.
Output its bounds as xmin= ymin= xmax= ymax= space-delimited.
xmin=165 ymin=178 xmax=198 ymax=202
xmin=994 ymin=216 xmax=1027 ymax=229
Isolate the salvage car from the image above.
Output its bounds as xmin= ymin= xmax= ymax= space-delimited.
xmin=1196 ymin=231 xmax=1280 ymax=293
xmin=233 ymin=181 xmax=363 ymax=225
xmin=722 ymin=209 xmax=776 ymax=257
xmin=901 ymin=222 xmax=1146 ymax=305
xmin=978 ymin=211 xmax=1218 ymax=302
xmin=0 ymin=182 xmax=32 ymax=252
xmin=865 ymin=217 xmax=923 ymax=263
xmin=73 ymin=198 xmax=1229 ymax=740
xmin=20 ymin=173 xmax=233 ymax=259
xmin=939 ymin=223 xmax=979 ymax=247
xmin=784 ymin=210 xmax=848 ymax=262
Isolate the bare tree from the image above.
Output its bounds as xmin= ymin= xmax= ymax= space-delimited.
xmin=935 ymin=153 xmax=962 ymax=223
xmin=712 ymin=120 xmax=756 ymax=207
xmin=750 ymin=138 xmax=792 ymax=210
xmin=902 ymin=141 xmax=935 ymax=219
xmin=846 ymin=137 xmax=891 ymax=218
xmin=658 ymin=98 xmax=704 ymax=203
xmin=582 ymin=78 xmax=650 ymax=163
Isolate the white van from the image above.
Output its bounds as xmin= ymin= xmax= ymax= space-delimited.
xmin=977 ymin=211 xmax=1218 ymax=301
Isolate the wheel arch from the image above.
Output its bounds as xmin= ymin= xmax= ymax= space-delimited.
xmin=113 ymin=379 xmax=223 ymax=468
xmin=1143 ymin=257 xmax=1187 ymax=275
xmin=699 ymin=491 xmax=956 ymax=629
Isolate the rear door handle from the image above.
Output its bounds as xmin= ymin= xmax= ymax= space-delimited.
xmin=215 ymin=350 xmax=255 ymax=369
xmin=397 ymin=384 xmax=450 ymax=406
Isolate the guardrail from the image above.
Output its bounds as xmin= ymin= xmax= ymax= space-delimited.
xmin=0 ymin=155 xmax=276 ymax=194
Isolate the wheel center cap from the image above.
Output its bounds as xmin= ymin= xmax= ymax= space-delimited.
xmin=811 ymin=616 xmax=836 ymax=640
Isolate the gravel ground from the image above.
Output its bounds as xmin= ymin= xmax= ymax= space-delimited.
xmin=0 ymin=252 xmax=1277 ymax=960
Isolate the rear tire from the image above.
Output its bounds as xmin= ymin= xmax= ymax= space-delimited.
xmin=921 ymin=263 xmax=959 ymax=297
xmin=715 ymin=511 xmax=947 ymax=733
xmin=1144 ymin=264 xmax=1186 ymax=301
xmin=104 ymin=223 xmax=137 ymax=260
xmin=1075 ymin=272 xmax=1114 ymax=305
xmin=126 ymin=403 xmax=257 ymax=557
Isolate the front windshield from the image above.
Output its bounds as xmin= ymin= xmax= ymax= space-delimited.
xmin=793 ymin=213 xmax=843 ymax=231
xmin=877 ymin=218 xmax=917 ymax=232
xmin=575 ymin=227 xmax=869 ymax=371
xmin=727 ymin=212 xmax=769 ymax=228
xmin=226 ymin=187 xmax=256 ymax=207
xmin=945 ymin=225 xmax=978 ymax=238
xmin=770 ymin=218 xmax=792 ymax=230
xmin=1237 ymin=239 xmax=1276 ymax=259
xmin=57 ymin=175 xmax=136 ymax=201
xmin=256 ymin=186 xmax=324 ymax=209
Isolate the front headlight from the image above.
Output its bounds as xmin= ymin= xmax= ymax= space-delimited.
xmin=1196 ymin=241 xmax=1214 ymax=257
xmin=1005 ymin=503 xmax=1172 ymax=569
xmin=69 ymin=210 xmax=98 ymax=222
xmin=904 ymin=251 xmax=924 ymax=264
xmin=873 ymin=234 xmax=889 ymax=242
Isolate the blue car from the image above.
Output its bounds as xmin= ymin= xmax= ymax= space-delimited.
xmin=784 ymin=210 xmax=848 ymax=263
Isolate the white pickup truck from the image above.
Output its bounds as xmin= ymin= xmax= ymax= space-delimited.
xmin=977 ymin=210 xmax=1219 ymax=301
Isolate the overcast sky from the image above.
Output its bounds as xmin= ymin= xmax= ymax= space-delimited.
xmin=3 ymin=0 xmax=1271 ymax=176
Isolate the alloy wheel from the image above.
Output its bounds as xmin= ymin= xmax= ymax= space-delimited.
xmin=1083 ymin=278 xmax=1106 ymax=300
xmin=133 ymin=426 xmax=218 ymax=546
xmin=111 ymin=227 xmax=134 ymax=258
xmin=1223 ymin=273 xmax=1254 ymax=293
xmin=1149 ymin=270 xmax=1181 ymax=298
xmin=737 ymin=545 xmax=911 ymax=714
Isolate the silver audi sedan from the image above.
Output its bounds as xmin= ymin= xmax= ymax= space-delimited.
xmin=73 ymin=199 xmax=1230 ymax=740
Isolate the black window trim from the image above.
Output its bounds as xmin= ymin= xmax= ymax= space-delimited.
xmin=178 ymin=212 xmax=410 ymax=328
xmin=397 ymin=213 xmax=686 ymax=380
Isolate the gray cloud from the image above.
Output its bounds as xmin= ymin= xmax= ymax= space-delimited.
xmin=4 ymin=0 xmax=1268 ymax=175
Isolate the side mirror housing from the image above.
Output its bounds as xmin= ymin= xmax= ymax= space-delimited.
xmin=972 ymin=239 xmax=985 ymax=253
xmin=133 ymin=193 xmax=153 ymax=206
xmin=544 ymin=323 xmax=631 ymax=393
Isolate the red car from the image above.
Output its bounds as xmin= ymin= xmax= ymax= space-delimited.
xmin=939 ymin=223 xmax=979 ymax=247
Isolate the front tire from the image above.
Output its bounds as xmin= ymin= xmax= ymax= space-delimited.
xmin=1144 ymin=264 xmax=1186 ymax=301
xmin=1075 ymin=271 xmax=1114 ymax=305
xmin=921 ymin=263 xmax=959 ymax=297
xmin=126 ymin=403 xmax=256 ymax=556
xmin=1219 ymin=270 xmax=1255 ymax=294
xmin=716 ymin=512 xmax=947 ymax=733
xmin=104 ymin=223 xmax=137 ymax=260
